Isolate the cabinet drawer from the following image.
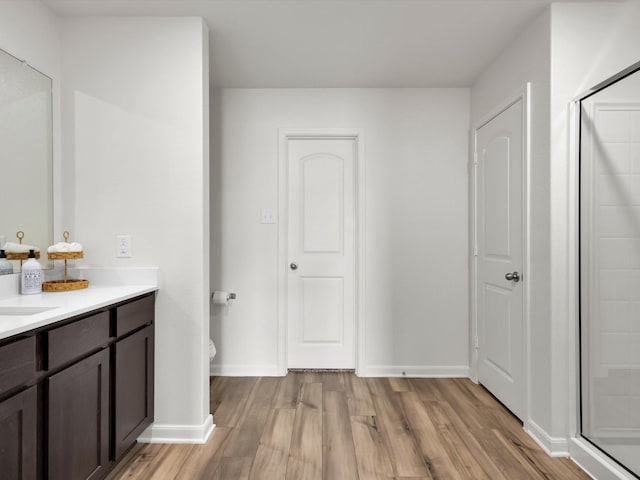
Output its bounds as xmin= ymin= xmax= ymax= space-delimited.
xmin=116 ymin=295 xmax=154 ymax=337
xmin=0 ymin=337 xmax=36 ymax=395
xmin=48 ymin=312 xmax=110 ymax=369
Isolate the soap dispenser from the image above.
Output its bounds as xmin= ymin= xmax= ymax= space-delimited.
xmin=21 ymin=249 xmax=42 ymax=294
xmin=0 ymin=250 xmax=12 ymax=275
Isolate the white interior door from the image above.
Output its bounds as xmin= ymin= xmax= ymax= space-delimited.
xmin=476 ymin=98 xmax=525 ymax=420
xmin=287 ymin=137 xmax=356 ymax=369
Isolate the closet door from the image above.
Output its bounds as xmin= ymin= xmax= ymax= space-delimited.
xmin=476 ymin=97 xmax=525 ymax=420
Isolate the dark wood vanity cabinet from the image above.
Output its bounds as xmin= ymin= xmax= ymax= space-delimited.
xmin=0 ymin=292 xmax=155 ymax=480
xmin=0 ymin=335 xmax=38 ymax=480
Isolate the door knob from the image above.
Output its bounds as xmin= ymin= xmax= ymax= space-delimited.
xmin=505 ymin=271 xmax=520 ymax=282
xmin=290 ymin=262 xmax=298 ymax=271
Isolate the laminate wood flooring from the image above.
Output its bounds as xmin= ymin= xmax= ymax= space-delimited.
xmin=107 ymin=373 xmax=590 ymax=480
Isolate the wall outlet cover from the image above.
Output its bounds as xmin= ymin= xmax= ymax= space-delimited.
xmin=261 ymin=208 xmax=277 ymax=224
xmin=116 ymin=235 xmax=132 ymax=258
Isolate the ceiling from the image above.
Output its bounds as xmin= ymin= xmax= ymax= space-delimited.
xmin=42 ymin=0 xmax=610 ymax=88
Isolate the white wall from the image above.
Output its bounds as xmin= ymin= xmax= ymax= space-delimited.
xmin=61 ymin=16 xmax=212 ymax=441
xmin=470 ymin=3 xmax=640 ymax=467
xmin=471 ymin=9 xmax=554 ymax=448
xmin=0 ymin=0 xmax=62 ymax=240
xmin=211 ymin=88 xmax=470 ymax=376
xmin=549 ymin=0 xmax=640 ymax=469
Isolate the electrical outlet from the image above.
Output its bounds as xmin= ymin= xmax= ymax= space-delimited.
xmin=261 ymin=208 xmax=277 ymax=224
xmin=116 ymin=235 xmax=131 ymax=258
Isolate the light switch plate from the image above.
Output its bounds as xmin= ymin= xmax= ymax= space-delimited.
xmin=261 ymin=208 xmax=277 ymax=224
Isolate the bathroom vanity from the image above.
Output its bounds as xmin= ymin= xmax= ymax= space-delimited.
xmin=0 ymin=287 xmax=156 ymax=480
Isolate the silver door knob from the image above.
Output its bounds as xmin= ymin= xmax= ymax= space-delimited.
xmin=505 ymin=271 xmax=520 ymax=282
xmin=290 ymin=262 xmax=298 ymax=270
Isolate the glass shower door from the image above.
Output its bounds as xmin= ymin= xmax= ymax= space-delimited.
xmin=580 ymin=64 xmax=640 ymax=477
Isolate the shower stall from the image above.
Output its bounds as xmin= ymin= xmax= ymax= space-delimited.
xmin=579 ymin=62 xmax=640 ymax=478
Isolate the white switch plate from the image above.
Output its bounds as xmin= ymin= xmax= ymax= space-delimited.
xmin=261 ymin=208 xmax=277 ymax=224
xmin=116 ymin=235 xmax=132 ymax=258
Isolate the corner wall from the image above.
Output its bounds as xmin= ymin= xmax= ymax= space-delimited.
xmin=210 ymin=88 xmax=470 ymax=376
xmin=550 ymin=1 xmax=640 ymax=475
xmin=61 ymin=16 xmax=211 ymax=442
xmin=471 ymin=8 xmax=554 ymax=449
xmin=472 ymin=0 xmax=640 ymax=467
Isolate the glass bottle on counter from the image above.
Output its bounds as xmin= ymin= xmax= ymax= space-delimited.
xmin=0 ymin=249 xmax=12 ymax=275
xmin=21 ymin=249 xmax=42 ymax=294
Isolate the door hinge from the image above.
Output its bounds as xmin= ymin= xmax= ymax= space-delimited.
xmin=473 ymin=150 xmax=478 ymax=165
xmin=473 ymin=244 xmax=478 ymax=257
xmin=474 ymin=336 xmax=479 ymax=349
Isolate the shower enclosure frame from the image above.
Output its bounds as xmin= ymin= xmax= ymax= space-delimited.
xmin=570 ymin=60 xmax=640 ymax=480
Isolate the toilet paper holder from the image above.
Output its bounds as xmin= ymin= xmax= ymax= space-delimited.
xmin=211 ymin=291 xmax=237 ymax=304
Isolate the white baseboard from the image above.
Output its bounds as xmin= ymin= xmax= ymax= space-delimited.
xmin=210 ymin=364 xmax=469 ymax=378
xmin=137 ymin=414 xmax=214 ymax=444
xmin=569 ymin=437 xmax=637 ymax=480
xmin=363 ymin=365 xmax=470 ymax=378
xmin=524 ymin=419 xmax=569 ymax=457
xmin=210 ymin=363 xmax=280 ymax=376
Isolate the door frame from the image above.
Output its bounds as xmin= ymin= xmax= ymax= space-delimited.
xmin=470 ymin=84 xmax=531 ymax=418
xmin=277 ymin=128 xmax=366 ymax=376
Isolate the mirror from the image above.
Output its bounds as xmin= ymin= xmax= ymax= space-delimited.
xmin=0 ymin=47 xmax=53 ymax=272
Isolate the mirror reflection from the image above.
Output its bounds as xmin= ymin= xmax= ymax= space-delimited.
xmin=0 ymin=47 xmax=53 ymax=272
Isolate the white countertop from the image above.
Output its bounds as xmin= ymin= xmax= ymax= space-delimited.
xmin=0 ymin=285 xmax=157 ymax=340
xmin=0 ymin=267 xmax=159 ymax=340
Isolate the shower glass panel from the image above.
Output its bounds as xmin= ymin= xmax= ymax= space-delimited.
xmin=580 ymin=64 xmax=640 ymax=477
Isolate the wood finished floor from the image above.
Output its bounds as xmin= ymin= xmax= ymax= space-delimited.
xmin=107 ymin=373 xmax=590 ymax=480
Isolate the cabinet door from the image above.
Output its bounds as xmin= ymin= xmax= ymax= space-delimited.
xmin=48 ymin=349 xmax=110 ymax=480
xmin=0 ymin=386 xmax=37 ymax=480
xmin=114 ymin=325 xmax=154 ymax=459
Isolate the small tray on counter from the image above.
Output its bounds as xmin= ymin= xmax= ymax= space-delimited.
xmin=6 ymin=251 xmax=41 ymax=261
xmin=48 ymin=251 xmax=83 ymax=261
xmin=42 ymin=279 xmax=89 ymax=292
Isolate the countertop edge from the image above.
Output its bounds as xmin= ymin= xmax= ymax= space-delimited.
xmin=0 ymin=285 xmax=158 ymax=341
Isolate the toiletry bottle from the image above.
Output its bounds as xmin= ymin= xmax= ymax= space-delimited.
xmin=0 ymin=250 xmax=12 ymax=275
xmin=21 ymin=249 xmax=42 ymax=294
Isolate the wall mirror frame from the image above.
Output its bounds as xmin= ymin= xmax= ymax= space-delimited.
xmin=0 ymin=46 xmax=53 ymax=272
